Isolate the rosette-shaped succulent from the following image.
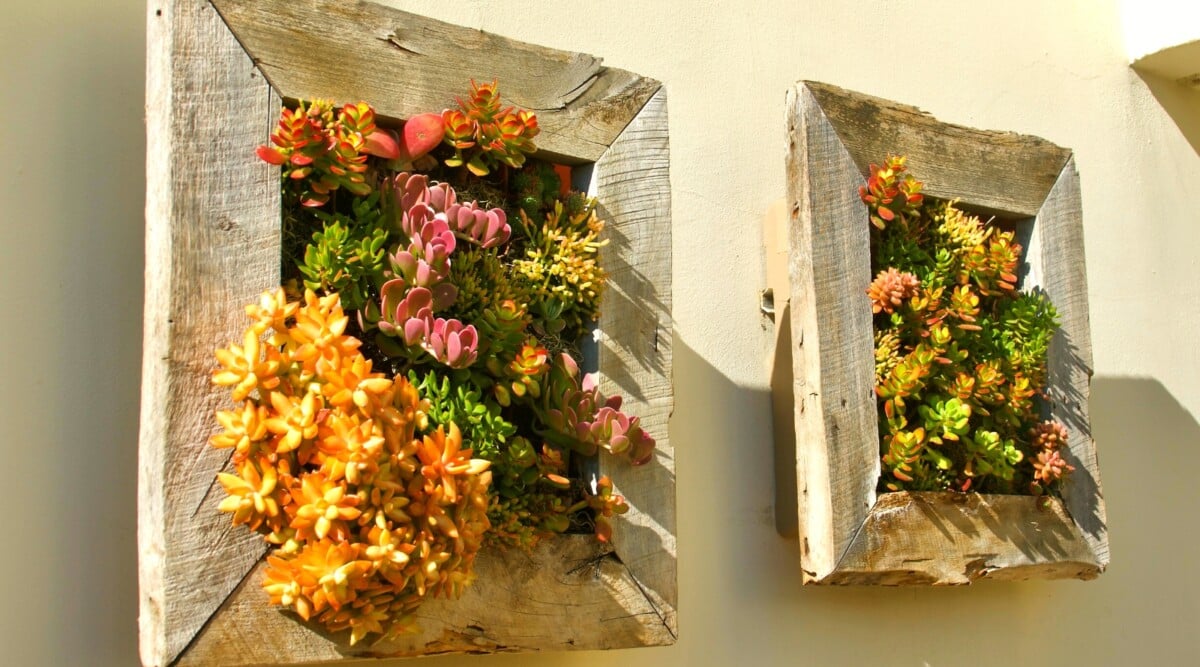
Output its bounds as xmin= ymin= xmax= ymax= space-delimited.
xmin=445 ymin=200 xmax=511 ymax=248
xmin=378 ymin=283 xmax=434 ymax=346
xmin=423 ymin=317 xmax=480 ymax=369
xmin=867 ymin=267 xmax=920 ymax=314
xmin=387 ymin=227 xmax=457 ymax=309
xmin=210 ymin=289 xmax=492 ymax=644
xmin=442 ymin=80 xmax=540 ymax=176
xmin=392 ymin=172 xmax=511 ymax=249
xmin=257 ymin=101 xmax=396 ymax=207
xmin=1031 ymin=420 xmax=1069 ymax=450
xmin=1027 ymin=420 xmax=1074 ymax=494
xmin=1031 ymin=448 xmax=1075 ymax=486
xmin=543 ymin=354 xmax=655 ymax=466
xmin=859 ymin=155 xmax=925 ymax=230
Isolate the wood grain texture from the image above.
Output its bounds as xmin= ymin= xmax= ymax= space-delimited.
xmin=142 ymin=2 xmax=674 ymax=662
xmin=782 ymin=81 xmax=1104 ymax=585
xmin=827 ymin=492 xmax=1103 ymax=585
xmin=594 ymin=89 xmax=677 ymax=623
xmin=140 ymin=1 xmax=281 ymax=665
xmin=802 ymin=81 xmax=1071 ymax=218
xmin=208 ymin=0 xmax=661 ymax=163
xmin=1029 ymin=159 xmax=1108 ymax=567
xmin=786 ymin=84 xmax=880 ymax=582
xmin=178 ymin=536 xmax=675 ymax=665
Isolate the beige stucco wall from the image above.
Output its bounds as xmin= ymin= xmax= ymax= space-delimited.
xmin=3 ymin=0 xmax=1198 ymax=665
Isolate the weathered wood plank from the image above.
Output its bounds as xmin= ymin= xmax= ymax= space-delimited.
xmin=1030 ymin=159 xmax=1109 ymax=567
xmin=594 ymin=89 xmax=677 ymax=626
xmin=144 ymin=3 xmax=675 ymax=662
xmin=802 ymin=81 xmax=1071 ymax=217
xmin=782 ymin=82 xmax=1104 ymax=585
xmin=208 ymin=0 xmax=661 ymax=163
xmin=827 ymin=492 xmax=1102 ymax=585
xmin=178 ymin=536 xmax=675 ymax=665
xmin=139 ymin=1 xmax=281 ymax=665
xmin=786 ymin=84 xmax=880 ymax=582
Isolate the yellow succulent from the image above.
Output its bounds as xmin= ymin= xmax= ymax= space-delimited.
xmin=212 ymin=327 xmax=283 ymax=402
xmin=211 ymin=289 xmax=493 ymax=642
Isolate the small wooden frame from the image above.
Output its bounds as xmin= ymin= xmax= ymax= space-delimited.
xmin=778 ymin=81 xmax=1107 ymax=585
xmin=139 ymin=1 xmax=675 ymax=665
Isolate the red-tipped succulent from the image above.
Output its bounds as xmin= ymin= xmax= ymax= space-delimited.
xmin=441 ymin=80 xmax=540 ymax=176
xmin=859 ymin=155 xmax=925 ymax=230
xmin=257 ymin=100 xmax=397 ymax=207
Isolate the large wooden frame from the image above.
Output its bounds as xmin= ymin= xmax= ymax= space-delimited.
xmin=780 ymin=81 xmax=1107 ymax=585
xmin=139 ymin=1 xmax=674 ymax=665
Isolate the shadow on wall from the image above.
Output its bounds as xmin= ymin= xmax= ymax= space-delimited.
xmin=762 ymin=375 xmax=1200 ymax=666
xmin=1135 ymin=69 xmax=1200 ymax=155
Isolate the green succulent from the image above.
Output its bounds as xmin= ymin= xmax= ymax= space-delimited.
xmin=446 ymin=246 xmax=532 ymax=325
xmin=410 ymin=370 xmax=515 ymax=462
xmin=297 ymin=192 xmax=390 ymax=311
xmin=512 ymin=200 xmax=608 ymax=340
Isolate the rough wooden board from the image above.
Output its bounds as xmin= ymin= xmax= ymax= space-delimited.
xmin=786 ymin=84 xmax=880 ymax=582
xmin=208 ymin=0 xmax=661 ymax=164
xmin=782 ymin=81 xmax=1105 ymax=585
xmin=1030 ymin=159 xmax=1109 ymax=567
xmin=143 ymin=1 xmax=675 ymax=663
xmin=594 ymin=89 xmax=677 ymax=622
xmin=177 ymin=536 xmax=676 ymax=666
xmin=825 ymin=492 xmax=1103 ymax=585
xmin=140 ymin=1 xmax=281 ymax=665
xmin=801 ymin=81 xmax=1072 ymax=218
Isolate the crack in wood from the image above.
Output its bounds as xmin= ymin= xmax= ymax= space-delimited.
xmin=618 ymin=557 xmax=677 ymax=641
xmin=384 ymin=33 xmax=424 ymax=56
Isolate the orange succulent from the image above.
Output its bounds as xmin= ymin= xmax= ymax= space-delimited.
xmin=211 ymin=289 xmax=494 ymax=642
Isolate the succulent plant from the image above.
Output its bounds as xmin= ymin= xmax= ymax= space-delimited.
xmin=579 ymin=476 xmax=629 ymax=543
xmin=442 ymin=80 xmax=540 ymax=176
xmin=423 ymin=316 xmax=480 ymax=369
xmin=234 ymin=85 xmax=660 ymax=613
xmin=864 ymin=156 xmax=1064 ymax=495
xmin=211 ymin=289 xmax=492 ymax=643
xmin=257 ymin=100 xmax=397 ymax=207
xmin=298 ymin=199 xmax=390 ymax=311
xmin=513 ymin=199 xmax=608 ymax=337
xmin=867 ymin=268 xmax=920 ymax=314
xmin=859 ymin=155 xmax=925 ymax=231
xmin=541 ymin=354 xmax=655 ymax=466
xmin=446 ymin=247 xmax=531 ymax=326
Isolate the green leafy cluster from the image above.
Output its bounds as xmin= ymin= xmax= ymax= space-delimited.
xmin=446 ymin=246 xmax=532 ymax=325
xmin=297 ymin=192 xmax=391 ymax=311
xmin=864 ymin=156 xmax=1070 ymax=495
xmin=512 ymin=198 xmax=608 ymax=339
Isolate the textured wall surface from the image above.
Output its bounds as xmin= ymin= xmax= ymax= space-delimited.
xmin=3 ymin=0 xmax=1198 ymax=665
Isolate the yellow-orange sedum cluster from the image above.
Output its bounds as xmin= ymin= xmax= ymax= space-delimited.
xmin=211 ymin=288 xmax=492 ymax=644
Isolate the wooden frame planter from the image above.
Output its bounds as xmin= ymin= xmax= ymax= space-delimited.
xmin=139 ymin=1 xmax=674 ymax=665
xmin=778 ymin=81 xmax=1107 ymax=585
